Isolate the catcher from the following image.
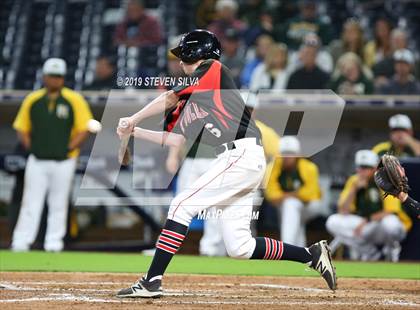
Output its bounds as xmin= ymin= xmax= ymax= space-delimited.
xmin=326 ymin=150 xmax=411 ymax=261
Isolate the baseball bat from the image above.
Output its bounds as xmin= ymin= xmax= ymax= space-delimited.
xmin=118 ymin=120 xmax=132 ymax=166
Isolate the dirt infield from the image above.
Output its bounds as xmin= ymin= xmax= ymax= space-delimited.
xmin=0 ymin=272 xmax=419 ymax=309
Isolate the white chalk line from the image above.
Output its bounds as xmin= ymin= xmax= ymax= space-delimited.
xmin=0 ymin=294 xmax=418 ymax=307
xmin=0 ymin=294 xmax=119 ymax=304
xmin=0 ymin=283 xmax=221 ymax=297
xmin=245 ymin=283 xmax=328 ymax=292
xmin=1 ymin=281 xmax=126 ymax=286
xmin=1 ymin=281 xmax=419 ymax=307
xmin=0 ymin=282 xmax=337 ymax=297
xmin=2 ymin=281 xmax=415 ymax=296
xmin=154 ymin=300 xmax=419 ymax=307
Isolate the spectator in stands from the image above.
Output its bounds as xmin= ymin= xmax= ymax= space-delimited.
xmin=265 ymin=136 xmax=323 ymax=246
xmin=329 ymin=18 xmax=365 ymax=67
xmin=286 ymin=38 xmax=330 ymax=89
xmin=364 ymin=17 xmax=393 ymax=67
xmin=84 ymin=56 xmax=116 ymax=90
xmin=220 ymin=28 xmax=245 ymax=87
xmin=242 ymin=9 xmax=275 ymax=47
xmin=326 ymin=150 xmax=411 ymax=261
xmin=272 ymin=1 xmax=299 ymax=25
xmin=195 ymin=0 xmax=217 ymax=28
xmin=288 ymin=32 xmax=333 ymax=74
xmin=376 ymin=49 xmax=420 ymax=95
xmin=239 ymin=0 xmax=268 ymax=28
xmin=207 ymin=0 xmax=245 ymax=44
xmin=240 ymin=33 xmax=273 ymax=88
xmin=329 ymin=52 xmax=374 ymax=95
xmin=280 ymin=0 xmax=333 ymax=50
xmin=114 ymin=0 xmax=162 ymax=47
xmin=11 ymin=58 xmax=93 ymax=252
xmin=373 ymin=28 xmax=409 ymax=86
xmin=250 ymin=43 xmax=288 ymax=91
xmin=373 ymin=114 xmax=420 ymax=157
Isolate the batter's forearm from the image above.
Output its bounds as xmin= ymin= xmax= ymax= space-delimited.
xmin=133 ymin=127 xmax=185 ymax=147
xmin=68 ymin=131 xmax=89 ymax=151
xmin=17 ymin=131 xmax=31 ymax=150
xmin=168 ymin=143 xmax=182 ymax=160
xmin=131 ymin=90 xmax=178 ymax=125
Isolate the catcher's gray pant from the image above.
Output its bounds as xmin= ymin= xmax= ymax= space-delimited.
xmin=326 ymin=213 xmax=406 ymax=259
xmin=11 ymin=154 xmax=76 ymax=252
xmin=168 ymin=138 xmax=266 ymax=259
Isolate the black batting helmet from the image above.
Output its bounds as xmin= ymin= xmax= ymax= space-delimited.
xmin=170 ymin=29 xmax=221 ymax=63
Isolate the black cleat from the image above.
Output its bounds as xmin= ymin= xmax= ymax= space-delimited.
xmin=309 ymin=240 xmax=337 ymax=291
xmin=117 ymin=277 xmax=162 ymax=298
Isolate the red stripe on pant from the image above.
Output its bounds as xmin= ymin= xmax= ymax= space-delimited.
xmin=170 ymin=150 xmax=245 ymax=220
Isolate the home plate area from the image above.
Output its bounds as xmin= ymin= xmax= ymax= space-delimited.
xmin=1 ymin=272 xmax=419 ymax=309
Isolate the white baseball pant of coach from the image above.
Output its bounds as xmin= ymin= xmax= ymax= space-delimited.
xmin=326 ymin=213 xmax=406 ymax=259
xmin=168 ymin=138 xmax=266 ymax=259
xmin=279 ymin=197 xmax=324 ymax=247
xmin=11 ymin=154 xmax=77 ymax=252
xmin=176 ymin=157 xmax=226 ymax=256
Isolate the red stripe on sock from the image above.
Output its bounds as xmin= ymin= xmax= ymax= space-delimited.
xmin=162 ymin=229 xmax=185 ymax=241
xmin=268 ymin=239 xmax=274 ymax=259
xmin=270 ymin=239 xmax=277 ymax=260
xmin=156 ymin=242 xmax=177 ymax=254
xmin=276 ymin=241 xmax=284 ymax=260
xmin=264 ymin=237 xmax=270 ymax=259
xmin=159 ymin=235 xmax=182 ymax=247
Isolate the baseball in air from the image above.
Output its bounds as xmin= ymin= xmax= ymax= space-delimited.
xmin=87 ymin=119 xmax=102 ymax=133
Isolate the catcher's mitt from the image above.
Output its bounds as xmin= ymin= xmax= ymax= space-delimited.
xmin=374 ymin=154 xmax=410 ymax=198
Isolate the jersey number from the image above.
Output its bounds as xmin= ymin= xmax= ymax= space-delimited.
xmin=205 ymin=123 xmax=221 ymax=138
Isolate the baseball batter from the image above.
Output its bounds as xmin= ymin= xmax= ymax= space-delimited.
xmin=116 ymin=29 xmax=336 ymax=298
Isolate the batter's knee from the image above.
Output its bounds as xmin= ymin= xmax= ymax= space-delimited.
xmin=167 ymin=196 xmax=195 ymax=227
xmin=225 ymin=237 xmax=256 ymax=259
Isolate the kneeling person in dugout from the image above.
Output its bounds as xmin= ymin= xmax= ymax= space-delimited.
xmin=326 ymin=150 xmax=411 ymax=261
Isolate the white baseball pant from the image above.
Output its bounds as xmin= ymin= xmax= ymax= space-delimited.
xmin=176 ymin=157 xmax=226 ymax=256
xmin=326 ymin=213 xmax=406 ymax=259
xmin=168 ymin=138 xmax=266 ymax=259
xmin=11 ymin=154 xmax=77 ymax=252
xmin=278 ymin=197 xmax=323 ymax=247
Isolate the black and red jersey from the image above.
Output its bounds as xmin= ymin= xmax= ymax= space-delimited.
xmin=165 ymin=59 xmax=261 ymax=146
